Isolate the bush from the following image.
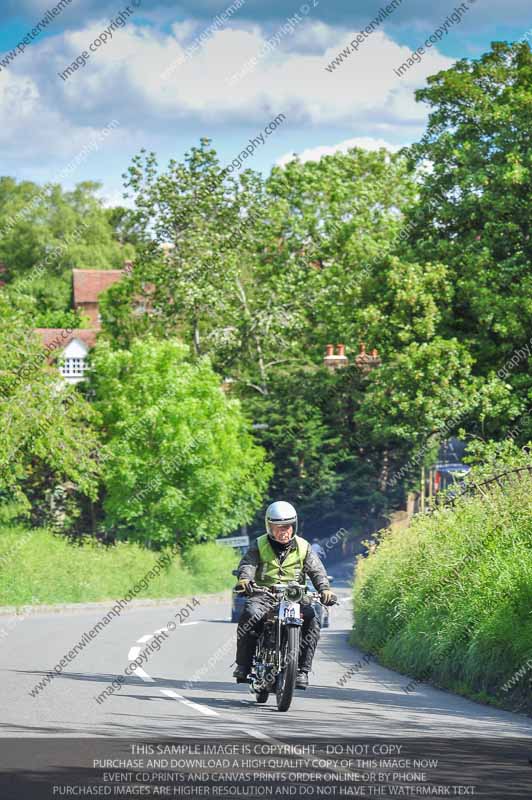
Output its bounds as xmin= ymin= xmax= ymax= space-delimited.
xmin=352 ymin=469 xmax=532 ymax=714
xmin=91 ymin=337 xmax=272 ymax=547
xmin=0 ymin=526 xmax=239 ymax=606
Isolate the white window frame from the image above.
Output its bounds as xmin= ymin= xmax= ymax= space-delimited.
xmin=59 ymin=356 xmax=87 ymax=378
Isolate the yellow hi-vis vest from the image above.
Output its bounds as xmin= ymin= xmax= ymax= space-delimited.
xmin=255 ymin=534 xmax=309 ymax=587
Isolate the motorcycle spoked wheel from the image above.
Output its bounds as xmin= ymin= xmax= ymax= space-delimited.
xmin=253 ymin=635 xmax=273 ymax=704
xmin=275 ymin=626 xmax=300 ymax=712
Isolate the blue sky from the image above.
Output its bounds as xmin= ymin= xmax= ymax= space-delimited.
xmin=0 ymin=0 xmax=529 ymax=206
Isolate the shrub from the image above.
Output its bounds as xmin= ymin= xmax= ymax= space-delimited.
xmin=91 ymin=337 xmax=272 ymax=546
xmin=0 ymin=526 xmax=239 ymax=606
xmin=352 ymin=469 xmax=532 ymax=714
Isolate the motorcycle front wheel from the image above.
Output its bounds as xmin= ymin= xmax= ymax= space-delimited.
xmin=276 ymin=626 xmax=299 ymax=712
xmin=256 ymin=689 xmax=269 ymax=704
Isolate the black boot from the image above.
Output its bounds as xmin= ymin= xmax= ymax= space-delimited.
xmin=233 ymin=665 xmax=250 ymax=683
xmin=296 ymin=670 xmax=309 ymax=689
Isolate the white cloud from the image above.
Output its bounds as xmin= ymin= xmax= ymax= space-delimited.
xmin=170 ymin=19 xmax=199 ymax=42
xmin=0 ymin=68 xmax=124 ymax=170
xmin=277 ymin=136 xmax=402 ymax=167
xmin=0 ymin=17 xmax=455 ymax=173
xmin=97 ymin=187 xmax=133 ymax=208
xmin=29 ymin=18 xmax=454 ymax=123
xmin=143 ymin=23 xmax=452 ymax=126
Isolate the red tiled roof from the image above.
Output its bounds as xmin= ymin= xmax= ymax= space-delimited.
xmin=72 ymin=269 xmax=124 ymax=304
xmin=34 ymin=328 xmax=99 ymax=352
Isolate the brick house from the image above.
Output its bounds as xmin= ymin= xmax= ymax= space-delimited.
xmin=72 ymin=268 xmax=126 ymax=327
xmin=34 ymin=267 xmax=128 ymax=383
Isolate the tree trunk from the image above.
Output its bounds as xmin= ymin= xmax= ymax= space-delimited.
xmin=235 ymin=275 xmax=268 ymax=394
xmin=192 ymin=316 xmax=201 ymax=356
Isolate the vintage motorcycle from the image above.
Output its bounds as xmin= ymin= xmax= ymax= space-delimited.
xmin=245 ymin=582 xmax=332 ymax=712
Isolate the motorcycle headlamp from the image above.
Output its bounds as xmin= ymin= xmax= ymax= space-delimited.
xmin=285 ymin=584 xmax=304 ymax=602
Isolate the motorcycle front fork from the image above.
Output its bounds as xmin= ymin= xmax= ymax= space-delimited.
xmin=251 ymin=615 xmax=300 ymax=691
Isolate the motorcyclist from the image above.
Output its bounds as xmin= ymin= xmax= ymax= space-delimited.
xmin=232 ymin=500 xmax=337 ymax=689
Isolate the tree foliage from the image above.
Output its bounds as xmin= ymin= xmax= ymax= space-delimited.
xmin=0 ymin=179 xmax=135 ymax=323
xmin=1 ymin=41 xmax=530 ymax=542
xmin=0 ymin=297 xmax=100 ymax=522
xmin=406 ymin=41 xmax=532 ymax=373
xmin=90 ymin=337 xmax=272 ymax=546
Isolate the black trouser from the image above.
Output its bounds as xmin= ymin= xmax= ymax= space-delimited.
xmin=236 ymin=594 xmax=321 ymax=672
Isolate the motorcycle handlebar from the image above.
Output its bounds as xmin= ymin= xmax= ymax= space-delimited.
xmin=234 ymin=582 xmax=339 ymax=605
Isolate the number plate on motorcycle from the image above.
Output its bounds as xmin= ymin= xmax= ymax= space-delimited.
xmin=279 ymin=600 xmax=300 ymax=618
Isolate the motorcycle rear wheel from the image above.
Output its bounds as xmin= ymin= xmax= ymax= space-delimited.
xmin=256 ymin=690 xmax=269 ymax=704
xmin=276 ymin=626 xmax=299 ymax=712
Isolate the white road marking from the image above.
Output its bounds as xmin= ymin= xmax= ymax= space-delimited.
xmin=127 ymin=645 xmax=155 ymax=682
xmin=160 ymin=688 xmax=219 ymax=716
xmin=134 ymin=667 xmax=155 ymax=682
xmin=239 ymin=720 xmax=377 ymax=782
xmin=153 ymin=621 xmax=202 ymax=635
xmin=125 ymin=624 xmax=216 ymax=713
xmin=241 ymin=727 xmax=274 ymax=741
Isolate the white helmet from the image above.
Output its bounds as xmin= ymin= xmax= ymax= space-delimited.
xmin=265 ymin=500 xmax=298 ymax=536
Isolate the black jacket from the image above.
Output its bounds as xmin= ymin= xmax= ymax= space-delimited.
xmin=237 ymin=535 xmax=330 ymax=592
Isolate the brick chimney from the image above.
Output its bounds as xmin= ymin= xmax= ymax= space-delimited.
xmin=355 ymin=342 xmax=381 ymax=373
xmin=221 ymin=377 xmax=235 ymax=393
xmin=324 ymin=343 xmax=349 ymax=370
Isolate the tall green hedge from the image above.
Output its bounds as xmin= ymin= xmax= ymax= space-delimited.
xmin=352 ymin=471 xmax=532 ymax=714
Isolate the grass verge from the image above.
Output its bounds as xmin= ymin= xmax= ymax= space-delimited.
xmin=0 ymin=527 xmax=239 ymax=606
xmin=352 ymin=471 xmax=532 ymax=715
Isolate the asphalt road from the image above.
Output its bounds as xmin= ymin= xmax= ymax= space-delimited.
xmin=1 ymin=567 xmax=531 ymax=742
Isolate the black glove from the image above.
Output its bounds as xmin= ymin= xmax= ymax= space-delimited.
xmin=320 ymin=589 xmax=338 ymax=606
xmin=234 ymin=579 xmax=255 ymax=597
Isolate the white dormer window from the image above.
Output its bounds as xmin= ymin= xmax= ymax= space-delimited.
xmin=59 ymin=338 xmax=90 ymax=383
xmin=60 ymin=357 xmax=86 ymax=378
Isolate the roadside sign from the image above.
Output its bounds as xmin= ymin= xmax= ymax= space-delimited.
xmin=434 ymin=463 xmax=471 ymax=474
xmin=216 ymin=535 xmax=250 ymax=548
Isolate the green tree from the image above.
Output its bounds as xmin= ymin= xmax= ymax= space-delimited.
xmin=100 ymin=126 xmax=527 ymax=530
xmin=90 ymin=337 xmax=272 ymax=546
xmin=0 ymin=296 xmax=100 ymax=522
xmin=113 ymin=140 xmax=264 ymax=357
xmin=246 ymin=363 xmax=390 ymax=537
xmin=32 ymin=308 xmax=90 ymax=329
xmin=0 ymin=179 xmax=135 ymax=321
xmin=406 ymin=41 xmax=532 ymax=388
xmin=105 ymin=143 xmax=421 ymax=395
xmin=357 ymin=337 xmax=519 ymax=491
xmin=262 ymin=149 xmax=419 ymax=349
xmin=105 ymin=206 xmax=143 ymax=247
